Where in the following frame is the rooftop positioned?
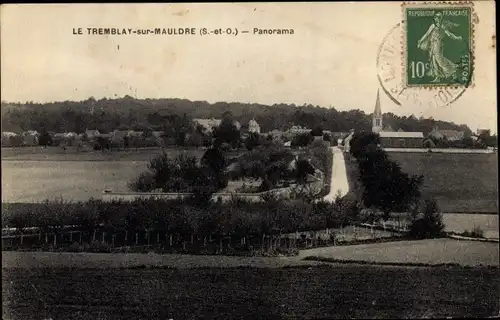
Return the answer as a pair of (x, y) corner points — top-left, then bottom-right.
(379, 131), (424, 138)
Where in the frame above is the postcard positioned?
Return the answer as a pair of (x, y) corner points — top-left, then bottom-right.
(1, 2), (498, 319)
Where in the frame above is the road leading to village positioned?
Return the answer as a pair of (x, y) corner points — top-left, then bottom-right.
(324, 147), (349, 202)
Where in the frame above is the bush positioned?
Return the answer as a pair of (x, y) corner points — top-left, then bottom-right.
(408, 199), (445, 239)
(128, 172), (156, 192)
(462, 226), (484, 238)
(259, 178), (273, 192)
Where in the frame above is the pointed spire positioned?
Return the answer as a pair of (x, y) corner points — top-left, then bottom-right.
(374, 89), (382, 117)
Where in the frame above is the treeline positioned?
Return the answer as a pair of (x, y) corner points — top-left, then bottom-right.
(1, 96), (471, 135)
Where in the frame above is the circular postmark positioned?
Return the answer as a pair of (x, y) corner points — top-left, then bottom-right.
(376, 23), (470, 110)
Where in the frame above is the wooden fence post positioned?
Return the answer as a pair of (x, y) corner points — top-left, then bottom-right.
(136, 232), (139, 245)
(112, 234), (116, 247)
(169, 234), (173, 246)
(20, 234), (24, 245)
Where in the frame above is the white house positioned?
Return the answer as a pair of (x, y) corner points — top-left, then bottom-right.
(248, 119), (261, 134)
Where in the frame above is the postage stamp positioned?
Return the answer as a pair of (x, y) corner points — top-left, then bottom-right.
(403, 2), (474, 87)
(377, 23), (468, 109)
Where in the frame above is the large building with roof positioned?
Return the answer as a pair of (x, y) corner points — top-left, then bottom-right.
(372, 90), (424, 148)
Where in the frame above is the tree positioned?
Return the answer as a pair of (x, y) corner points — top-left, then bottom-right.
(187, 131), (203, 147)
(408, 198), (445, 239)
(350, 132), (423, 221)
(296, 159), (315, 184)
(147, 152), (174, 190)
(322, 132), (332, 142)
(310, 126), (323, 137)
(38, 131), (53, 147)
(291, 133), (314, 147)
(358, 149), (423, 220)
(213, 116), (241, 148)
(201, 147), (227, 174)
(349, 132), (380, 158)
(245, 132), (261, 151)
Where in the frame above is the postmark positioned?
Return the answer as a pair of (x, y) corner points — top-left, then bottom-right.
(403, 2), (474, 87)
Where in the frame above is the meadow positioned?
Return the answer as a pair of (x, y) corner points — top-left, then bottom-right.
(3, 265), (499, 319)
(1, 147), (207, 203)
(388, 152), (499, 213)
(300, 238), (500, 267)
(2, 160), (147, 203)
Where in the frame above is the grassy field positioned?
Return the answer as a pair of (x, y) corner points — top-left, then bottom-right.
(1, 146), (206, 162)
(1, 148), (204, 203)
(2, 160), (148, 203)
(3, 265), (499, 319)
(299, 238), (500, 267)
(387, 152), (498, 213)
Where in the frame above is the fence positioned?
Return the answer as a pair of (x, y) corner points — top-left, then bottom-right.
(101, 180), (324, 203)
(1, 225), (405, 255)
(383, 148), (494, 154)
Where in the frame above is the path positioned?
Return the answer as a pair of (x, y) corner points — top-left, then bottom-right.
(323, 146), (349, 202)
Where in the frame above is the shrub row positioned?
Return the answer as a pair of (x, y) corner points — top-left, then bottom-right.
(2, 196), (360, 240)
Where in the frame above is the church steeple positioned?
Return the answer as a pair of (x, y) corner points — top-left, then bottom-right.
(372, 89), (383, 133)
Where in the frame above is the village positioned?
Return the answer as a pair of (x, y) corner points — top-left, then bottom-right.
(2, 91), (496, 153)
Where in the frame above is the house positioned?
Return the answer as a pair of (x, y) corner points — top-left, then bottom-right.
(2, 132), (20, 147)
(128, 130), (144, 138)
(152, 131), (164, 138)
(248, 119), (261, 134)
(111, 130), (130, 146)
(233, 120), (241, 131)
(267, 130), (285, 141)
(379, 131), (424, 148)
(193, 118), (221, 134)
(21, 130), (39, 146)
(428, 126), (465, 141)
(95, 132), (114, 140)
(372, 90), (424, 148)
(2, 132), (18, 138)
(193, 118), (241, 134)
(285, 125), (311, 139)
(477, 129), (491, 136)
(85, 129), (100, 140)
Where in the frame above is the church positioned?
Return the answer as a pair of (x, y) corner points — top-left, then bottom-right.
(372, 90), (424, 148)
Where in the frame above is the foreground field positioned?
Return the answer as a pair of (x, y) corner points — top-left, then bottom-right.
(387, 152), (498, 213)
(3, 265), (499, 319)
(2, 238), (497, 269)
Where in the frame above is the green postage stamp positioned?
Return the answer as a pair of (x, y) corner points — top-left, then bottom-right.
(403, 2), (474, 87)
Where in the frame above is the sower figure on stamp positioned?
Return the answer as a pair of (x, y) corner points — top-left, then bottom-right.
(417, 12), (463, 83)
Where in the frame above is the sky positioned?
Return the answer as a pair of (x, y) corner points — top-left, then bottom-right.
(1, 2), (497, 133)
